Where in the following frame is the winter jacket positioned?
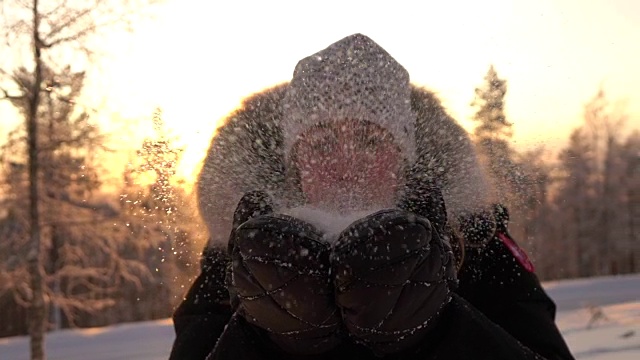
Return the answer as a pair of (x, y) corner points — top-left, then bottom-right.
(168, 82), (574, 359)
(456, 218), (575, 360)
(169, 229), (572, 360)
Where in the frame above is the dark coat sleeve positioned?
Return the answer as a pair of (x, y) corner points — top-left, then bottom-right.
(169, 246), (233, 360)
(455, 232), (575, 360)
(421, 294), (546, 360)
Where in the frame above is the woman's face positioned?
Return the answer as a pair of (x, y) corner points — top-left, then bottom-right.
(293, 119), (404, 212)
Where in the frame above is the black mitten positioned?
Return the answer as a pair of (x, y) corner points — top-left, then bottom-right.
(457, 208), (497, 248)
(226, 191), (275, 310)
(331, 209), (456, 356)
(457, 204), (537, 283)
(229, 191), (275, 252)
(230, 211), (342, 355)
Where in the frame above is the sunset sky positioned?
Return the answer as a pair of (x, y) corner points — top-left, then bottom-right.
(3, 0), (640, 183)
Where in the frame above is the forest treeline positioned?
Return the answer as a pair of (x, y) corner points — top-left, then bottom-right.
(471, 66), (638, 281)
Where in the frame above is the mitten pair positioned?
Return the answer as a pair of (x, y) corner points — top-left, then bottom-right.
(229, 188), (457, 356)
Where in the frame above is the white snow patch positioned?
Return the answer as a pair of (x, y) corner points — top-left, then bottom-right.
(0, 318), (175, 360)
(280, 206), (384, 243)
(545, 273), (640, 312)
(557, 301), (640, 360)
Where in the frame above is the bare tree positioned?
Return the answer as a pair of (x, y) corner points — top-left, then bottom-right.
(0, 1), (157, 358)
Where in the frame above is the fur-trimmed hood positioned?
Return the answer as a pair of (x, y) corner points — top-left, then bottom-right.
(197, 84), (493, 246)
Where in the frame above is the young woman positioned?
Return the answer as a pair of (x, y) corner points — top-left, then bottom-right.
(169, 34), (574, 360)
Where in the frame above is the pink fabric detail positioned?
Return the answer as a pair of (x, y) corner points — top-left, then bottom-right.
(497, 232), (535, 273)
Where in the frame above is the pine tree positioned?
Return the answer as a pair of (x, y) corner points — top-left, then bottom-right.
(471, 65), (517, 202)
(470, 65), (551, 264)
(472, 65), (512, 140)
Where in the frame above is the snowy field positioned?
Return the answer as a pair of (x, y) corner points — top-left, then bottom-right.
(1, 273), (638, 360)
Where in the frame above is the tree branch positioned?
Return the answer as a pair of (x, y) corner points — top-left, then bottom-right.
(41, 6), (95, 46)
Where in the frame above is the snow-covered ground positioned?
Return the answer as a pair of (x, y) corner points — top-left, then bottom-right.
(1, 274), (638, 360)
(0, 319), (175, 360)
(545, 274), (640, 360)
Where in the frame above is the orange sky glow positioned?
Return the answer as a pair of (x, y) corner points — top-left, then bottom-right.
(2, 0), (639, 186)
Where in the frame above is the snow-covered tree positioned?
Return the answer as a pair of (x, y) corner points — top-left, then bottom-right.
(0, 1), (157, 358)
(553, 90), (638, 277)
(0, 66), (152, 337)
